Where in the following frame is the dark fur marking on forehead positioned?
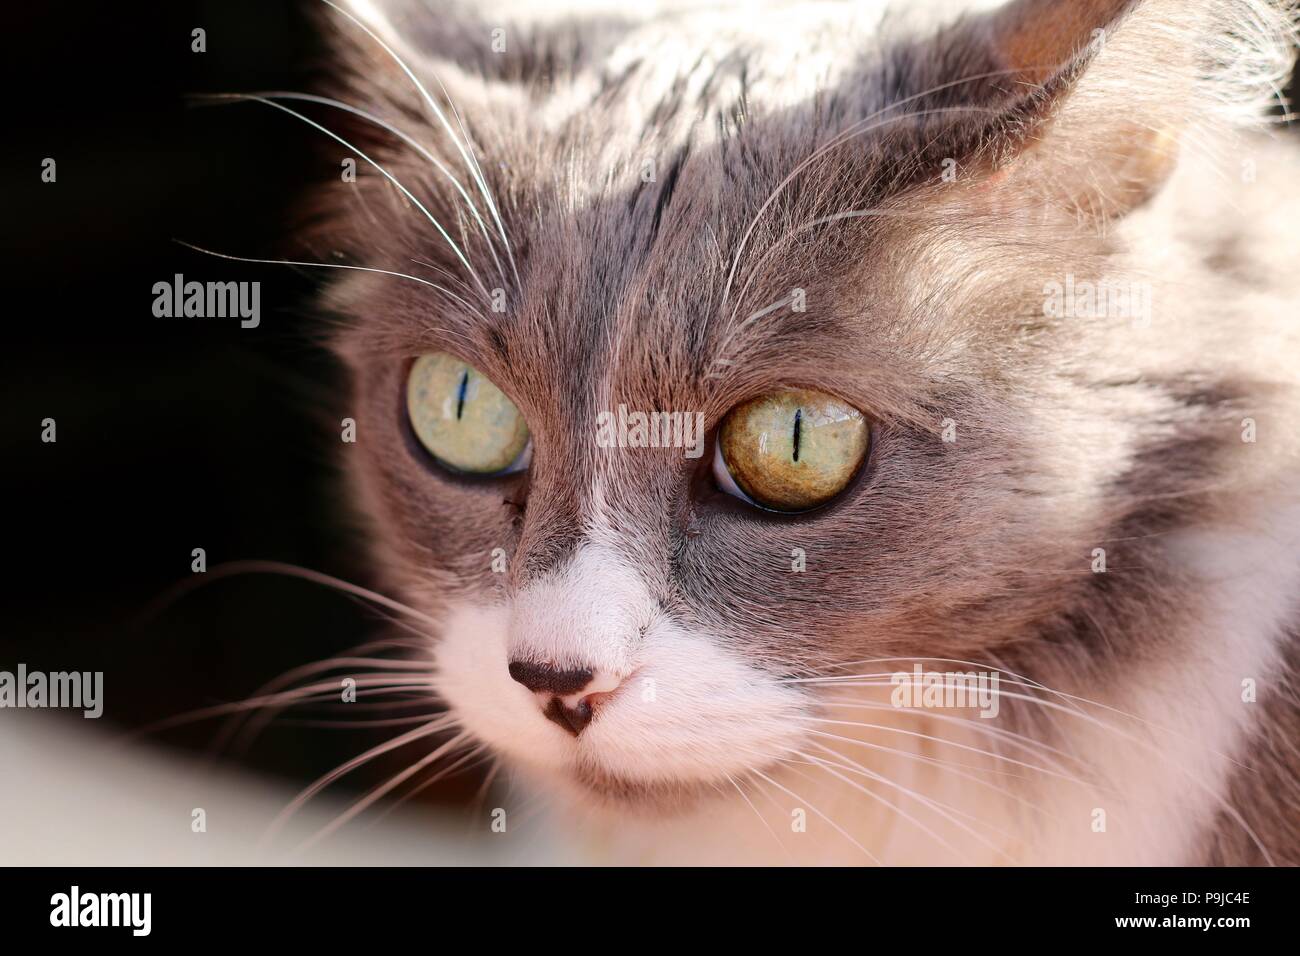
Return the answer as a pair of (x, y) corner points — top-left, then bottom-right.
(485, 324), (509, 363)
(650, 144), (690, 237)
(643, 63), (698, 137)
(592, 58), (644, 107)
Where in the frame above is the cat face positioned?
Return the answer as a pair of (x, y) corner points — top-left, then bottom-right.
(312, 0), (1287, 811)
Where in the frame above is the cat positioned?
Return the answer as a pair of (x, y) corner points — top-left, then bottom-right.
(282, 0), (1300, 864)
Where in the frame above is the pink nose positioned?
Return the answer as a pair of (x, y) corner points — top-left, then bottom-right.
(507, 661), (618, 736)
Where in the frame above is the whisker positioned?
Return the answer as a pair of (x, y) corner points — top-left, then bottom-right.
(790, 746), (986, 863)
(432, 72), (522, 289)
(123, 675), (439, 743)
(803, 741), (1024, 862)
(295, 730), (474, 851)
(252, 91), (509, 288)
(721, 95), (1018, 316)
(805, 720), (1096, 788)
(321, 0), (518, 287)
(803, 719), (1058, 819)
(138, 558), (442, 631)
(172, 241), (484, 323)
(475, 757), (503, 800)
(216, 649), (435, 756)
(370, 744), (494, 824)
(750, 768), (881, 865)
(262, 715), (457, 845)
(276, 714), (448, 729)
(725, 772), (792, 861)
(816, 696), (1084, 774)
(193, 94), (488, 299)
(802, 676), (1275, 862)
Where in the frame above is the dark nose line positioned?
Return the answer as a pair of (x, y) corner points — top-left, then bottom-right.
(507, 660), (593, 696)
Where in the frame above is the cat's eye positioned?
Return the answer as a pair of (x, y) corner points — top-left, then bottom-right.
(406, 353), (531, 475)
(714, 389), (869, 512)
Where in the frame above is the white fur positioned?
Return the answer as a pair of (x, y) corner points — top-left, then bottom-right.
(434, 544), (808, 791)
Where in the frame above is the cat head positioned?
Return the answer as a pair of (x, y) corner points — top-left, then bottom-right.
(303, 0), (1296, 810)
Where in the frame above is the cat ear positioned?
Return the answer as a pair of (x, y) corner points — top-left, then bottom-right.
(936, 0), (1290, 221)
(986, 0), (1137, 87)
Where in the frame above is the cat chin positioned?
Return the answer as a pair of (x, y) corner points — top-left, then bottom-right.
(519, 756), (769, 820)
(553, 766), (721, 815)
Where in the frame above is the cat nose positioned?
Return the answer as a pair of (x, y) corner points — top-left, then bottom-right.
(508, 660), (594, 695)
(507, 661), (620, 736)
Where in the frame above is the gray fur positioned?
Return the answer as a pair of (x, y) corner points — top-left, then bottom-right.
(308, 0), (1300, 863)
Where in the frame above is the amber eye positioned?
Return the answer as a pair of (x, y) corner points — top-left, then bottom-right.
(714, 389), (869, 512)
(406, 353), (531, 475)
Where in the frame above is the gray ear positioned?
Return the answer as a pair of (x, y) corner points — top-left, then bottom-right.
(933, 0), (1295, 220)
(979, 0), (1171, 216)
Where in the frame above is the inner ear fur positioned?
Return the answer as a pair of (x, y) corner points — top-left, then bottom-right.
(946, 0), (1225, 223)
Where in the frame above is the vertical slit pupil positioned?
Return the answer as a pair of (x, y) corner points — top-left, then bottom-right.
(456, 368), (470, 420)
(792, 407), (802, 462)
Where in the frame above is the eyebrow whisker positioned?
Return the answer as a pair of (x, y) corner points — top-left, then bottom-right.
(251, 90), (511, 289)
(321, 0), (520, 289)
(193, 93), (489, 300)
(173, 241), (486, 333)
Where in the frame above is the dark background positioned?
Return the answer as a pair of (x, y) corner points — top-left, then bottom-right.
(2, 0), (464, 798)
(3, 1), (1299, 797)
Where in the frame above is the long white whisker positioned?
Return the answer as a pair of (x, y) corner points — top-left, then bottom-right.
(296, 731), (473, 851)
(215, 652), (433, 756)
(809, 656), (1092, 712)
(787, 752), (971, 862)
(803, 717), (1059, 819)
(816, 697), (1083, 774)
(726, 773), (792, 861)
(372, 744), (494, 823)
(707, 293), (796, 378)
(199, 94), (487, 298)
(807, 692), (1274, 863)
(253, 90), (509, 287)
(228, 670), (439, 758)
(750, 768), (881, 865)
(803, 741), (1022, 862)
(721, 101), (1010, 317)
(278, 714), (447, 729)
(124, 676), (439, 742)
(262, 716), (457, 845)
(321, 0), (517, 287)
(173, 241), (484, 321)
(805, 721), (1096, 788)
(432, 73), (521, 288)
(146, 558), (442, 628)
(790, 746), (982, 863)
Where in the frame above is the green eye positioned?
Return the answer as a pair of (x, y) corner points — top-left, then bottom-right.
(406, 353), (531, 475)
(716, 389), (869, 512)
